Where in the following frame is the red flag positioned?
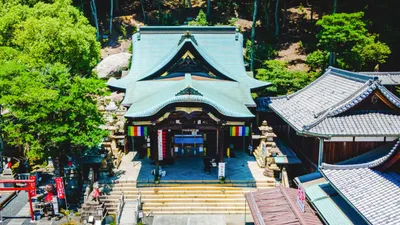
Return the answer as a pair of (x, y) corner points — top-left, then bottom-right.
(55, 177), (65, 199)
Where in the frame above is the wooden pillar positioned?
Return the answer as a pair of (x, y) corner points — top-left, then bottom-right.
(318, 138), (324, 170)
(219, 127), (225, 162)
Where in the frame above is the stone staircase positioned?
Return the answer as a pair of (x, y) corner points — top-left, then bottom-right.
(80, 201), (108, 223)
(99, 179), (275, 215)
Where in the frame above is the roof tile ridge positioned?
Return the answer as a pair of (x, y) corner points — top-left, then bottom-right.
(270, 68), (334, 101)
(321, 140), (400, 170)
(326, 81), (376, 117)
(302, 108), (333, 131)
(376, 84), (400, 108)
(329, 66), (375, 82)
(279, 186), (308, 225)
(303, 79), (375, 130)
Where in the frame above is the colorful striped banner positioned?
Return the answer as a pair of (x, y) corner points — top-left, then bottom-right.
(230, 126), (250, 136)
(127, 126), (148, 136)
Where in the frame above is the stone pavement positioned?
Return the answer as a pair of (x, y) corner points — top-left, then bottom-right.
(136, 151), (269, 182)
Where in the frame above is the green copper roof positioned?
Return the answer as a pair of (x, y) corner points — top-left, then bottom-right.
(109, 26), (269, 119)
(124, 73), (254, 118)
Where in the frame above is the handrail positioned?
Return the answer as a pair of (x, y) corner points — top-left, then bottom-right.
(116, 192), (125, 225)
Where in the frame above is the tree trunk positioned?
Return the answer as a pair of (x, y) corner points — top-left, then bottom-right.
(333, 0), (337, 13)
(264, 0), (270, 33)
(250, 0), (258, 72)
(110, 0), (113, 37)
(283, 0), (286, 28)
(158, 0), (163, 24)
(274, 0), (279, 38)
(90, 0), (100, 41)
(207, 0), (211, 19)
(188, 0), (192, 8)
(140, 0), (147, 23)
(114, 0), (119, 12)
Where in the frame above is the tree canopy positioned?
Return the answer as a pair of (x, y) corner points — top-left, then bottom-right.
(0, 0), (106, 160)
(0, 0), (100, 75)
(307, 12), (391, 71)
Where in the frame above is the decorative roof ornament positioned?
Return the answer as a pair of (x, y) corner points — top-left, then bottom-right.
(178, 30), (198, 46)
(175, 86), (203, 96)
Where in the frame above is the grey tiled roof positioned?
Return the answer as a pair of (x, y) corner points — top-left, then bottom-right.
(269, 67), (400, 137)
(361, 72), (400, 85)
(108, 26), (269, 119)
(309, 112), (400, 136)
(321, 141), (400, 225)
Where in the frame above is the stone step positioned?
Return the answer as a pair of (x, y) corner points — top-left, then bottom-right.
(142, 202), (247, 207)
(103, 197), (246, 204)
(102, 190), (250, 195)
(142, 206), (249, 211)
(141, 210), (248, 215)
(102, 186), (253, 191)
(101, 194), (245, 199)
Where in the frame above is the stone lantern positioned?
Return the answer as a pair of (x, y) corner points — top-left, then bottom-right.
(253, 121), (277, 168)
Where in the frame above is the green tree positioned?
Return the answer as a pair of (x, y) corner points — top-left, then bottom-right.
(188, 9), (208, 26)
(250, 0), (258, 72)
(307, 12), (391, 70)
(0, 53), (107, 159)
(0, 0), (100, 75)
(256, 60), (316, 96)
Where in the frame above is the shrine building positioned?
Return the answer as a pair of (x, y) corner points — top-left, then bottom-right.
(107, 26), (269, 165)
(257, 67), (400, 170)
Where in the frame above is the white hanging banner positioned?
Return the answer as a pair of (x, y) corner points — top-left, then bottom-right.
(218, 162), (226, 178)
(157, 130), (163, 161)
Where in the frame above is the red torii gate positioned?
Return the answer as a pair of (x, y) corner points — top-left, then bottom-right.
(0, 179), (36, 221)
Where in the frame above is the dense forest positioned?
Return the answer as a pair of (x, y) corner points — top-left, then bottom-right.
(73, 0), (399, 95)
(0, 0), (399, 160)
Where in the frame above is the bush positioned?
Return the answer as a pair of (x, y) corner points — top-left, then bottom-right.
(306, 50), (329, 71)
(245, 40), (277, 68)
(188, 10), (208, 26)
(256, 60), (318, 96)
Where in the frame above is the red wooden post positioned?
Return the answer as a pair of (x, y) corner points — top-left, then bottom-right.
(27, 189), (34, 221)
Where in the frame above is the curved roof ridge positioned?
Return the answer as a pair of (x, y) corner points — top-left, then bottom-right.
(326, 82), (376, 117)
(139, 26), (237, 34)
(327, 82), (400, 117)
(376, 84), (400, 108)
(329, 66), (376, 82)
(269, 68), (334, 101)
(126, 95), (253, 118)
(138, 39), (237, 82)
(321, 140), (400, 170)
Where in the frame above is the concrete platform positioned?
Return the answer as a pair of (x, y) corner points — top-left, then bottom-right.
(152, 215), (226, 225)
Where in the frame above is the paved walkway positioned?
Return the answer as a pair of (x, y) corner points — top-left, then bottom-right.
(112, 150), (269, 183)
(119, 200), (138, 225)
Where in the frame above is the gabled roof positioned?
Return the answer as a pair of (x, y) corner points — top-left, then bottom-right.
(269, 67), (400, 137)
(108, 26), (270, 119)
(361, 72), (400, 86)
(321, 140), (400, 225)
(108, 26), (268, 90)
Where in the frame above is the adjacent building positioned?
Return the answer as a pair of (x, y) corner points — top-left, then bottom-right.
(258, 67), (400, 168)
